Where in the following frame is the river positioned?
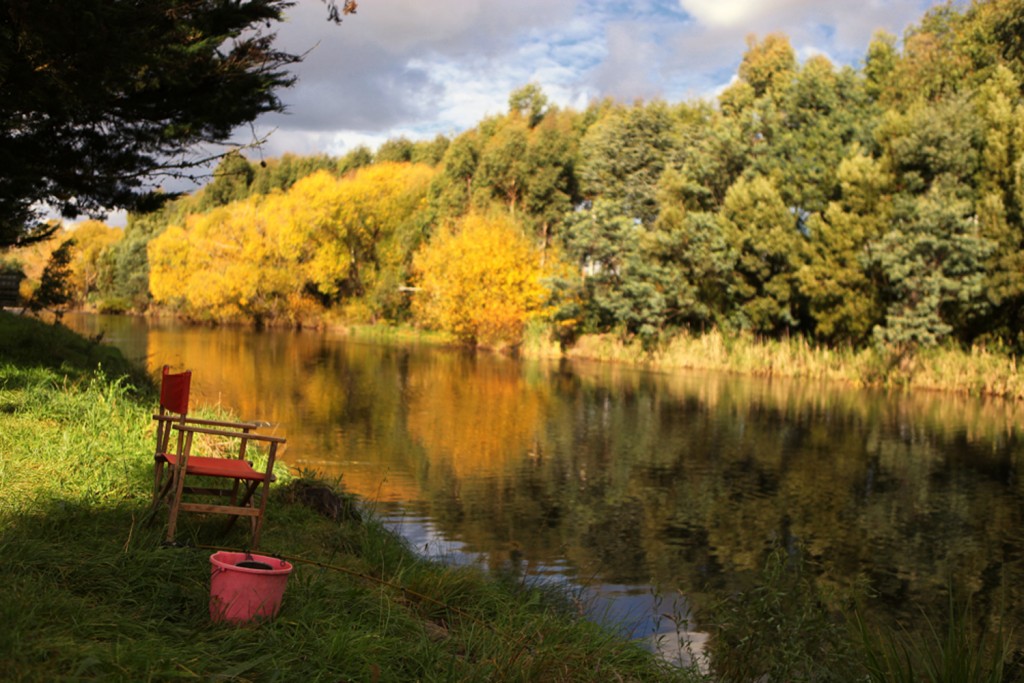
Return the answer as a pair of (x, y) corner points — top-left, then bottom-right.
(65, 312), (1024, 659)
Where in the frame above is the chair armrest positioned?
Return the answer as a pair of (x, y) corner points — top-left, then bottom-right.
(154, 414), (263, 430)
(171, 423), (287, 444)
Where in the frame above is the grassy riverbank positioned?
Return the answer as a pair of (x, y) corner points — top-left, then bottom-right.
(0, 312), (693, 682)
(333, 316), (1024, 400)
(520, 326), (1024, 401)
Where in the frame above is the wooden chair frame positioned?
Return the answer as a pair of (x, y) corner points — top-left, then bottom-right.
(149, 366), (285, 548)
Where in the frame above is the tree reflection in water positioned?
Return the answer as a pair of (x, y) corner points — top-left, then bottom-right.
(66, 312), (1024, 652)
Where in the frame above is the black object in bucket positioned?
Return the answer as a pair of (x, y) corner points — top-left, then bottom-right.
(236, 559), (274, 570)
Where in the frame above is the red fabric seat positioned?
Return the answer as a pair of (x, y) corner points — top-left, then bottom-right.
(160, 453), (272, 481)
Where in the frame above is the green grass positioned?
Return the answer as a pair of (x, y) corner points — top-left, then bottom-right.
(698, 545), (1019, 683)
(0, 311), (694, 682)
(702, 548), (856, 683)
(0, 311), (146, 387)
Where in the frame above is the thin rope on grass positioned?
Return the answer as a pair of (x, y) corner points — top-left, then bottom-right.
(198, 542), (549, 670)
(197, 543), (509, 637)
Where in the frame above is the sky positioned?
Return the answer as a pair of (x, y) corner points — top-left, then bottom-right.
(241, 0), (969, 161)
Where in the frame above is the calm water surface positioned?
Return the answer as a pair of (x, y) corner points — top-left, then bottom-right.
(66, 313), (1024, 651)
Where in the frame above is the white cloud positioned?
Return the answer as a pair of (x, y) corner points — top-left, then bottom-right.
(677, 0), (801, 28)
(238, 0), (968, 159)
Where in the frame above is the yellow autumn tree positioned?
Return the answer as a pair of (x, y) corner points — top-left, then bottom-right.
(148, 161), (436, 325)
(258, 162), (434, 321)
(149, 199), (299, 324)
(271, 169), (347, 297)
(8, 219), (123, 308)
(66, 220), (122, 305)
(279, 163), (434, 315)
(147, 224), (191, 309)
(411, 213), (551, 347)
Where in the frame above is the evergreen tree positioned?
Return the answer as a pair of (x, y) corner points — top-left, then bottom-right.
(562, 199), (668, 343)
(508, 83), (551, 128)
(0, 0), (352, 248)
(410, 136), (450, 166)
(661, 101), (750, 218)
(576, 102), (679, 225)
(799, 151), (890, 344)
(198, 152), (256, 211)
(376, 138), (416, 164)
(869, 185), (995, 352)
(738, 33), (797, 98)
(25, 239), (75, 321)
(651, 168), (735, 329)
(720, 176), (805, 335)
(427, 131), (481, 223)
(337, 146), (375, 176)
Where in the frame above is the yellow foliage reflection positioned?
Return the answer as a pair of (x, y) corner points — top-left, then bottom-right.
(405, 355), (549, 481)
(65, 312), (1024, 639)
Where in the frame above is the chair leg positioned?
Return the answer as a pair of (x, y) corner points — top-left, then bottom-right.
(229, 478), (241, 506)
(165, 465), (188, 544)
(224, 479), (248, 538)
(151, 461), (165, 507)
(222, 479), (256, 535)
(221, 479), (267, 549)
(251, 477), (273, 549)
(146, 475), (175, 526)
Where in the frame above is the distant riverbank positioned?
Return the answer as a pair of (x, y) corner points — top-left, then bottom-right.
(342, 321), (1024, 401)
(87, 304), (1021, 401)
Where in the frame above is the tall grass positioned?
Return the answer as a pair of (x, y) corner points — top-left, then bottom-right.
(909, 345), (1024, 400)
(561, 330), (866, 383)
(699, 546), (1019, 683)
(702, 547), (857, 682)
(556, 328), (1024, 400)
(856, 592), (1013, 683)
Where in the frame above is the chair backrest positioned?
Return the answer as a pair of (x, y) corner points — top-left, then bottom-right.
(160, 365), (191, 416)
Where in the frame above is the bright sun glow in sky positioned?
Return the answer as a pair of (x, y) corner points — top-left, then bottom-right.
(242, 0), (965, 160)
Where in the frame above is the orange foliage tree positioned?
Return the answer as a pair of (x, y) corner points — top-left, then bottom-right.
(5, 220), (122, 307)
(411, 213), (556, 347)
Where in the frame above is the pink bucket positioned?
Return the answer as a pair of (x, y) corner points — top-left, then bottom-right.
(209, 551), (293, 624)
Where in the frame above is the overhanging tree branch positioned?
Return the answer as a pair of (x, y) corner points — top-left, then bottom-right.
(0, 0), (351, 248)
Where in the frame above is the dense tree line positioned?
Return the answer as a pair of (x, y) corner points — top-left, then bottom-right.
(10, 0), (1024, 355)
